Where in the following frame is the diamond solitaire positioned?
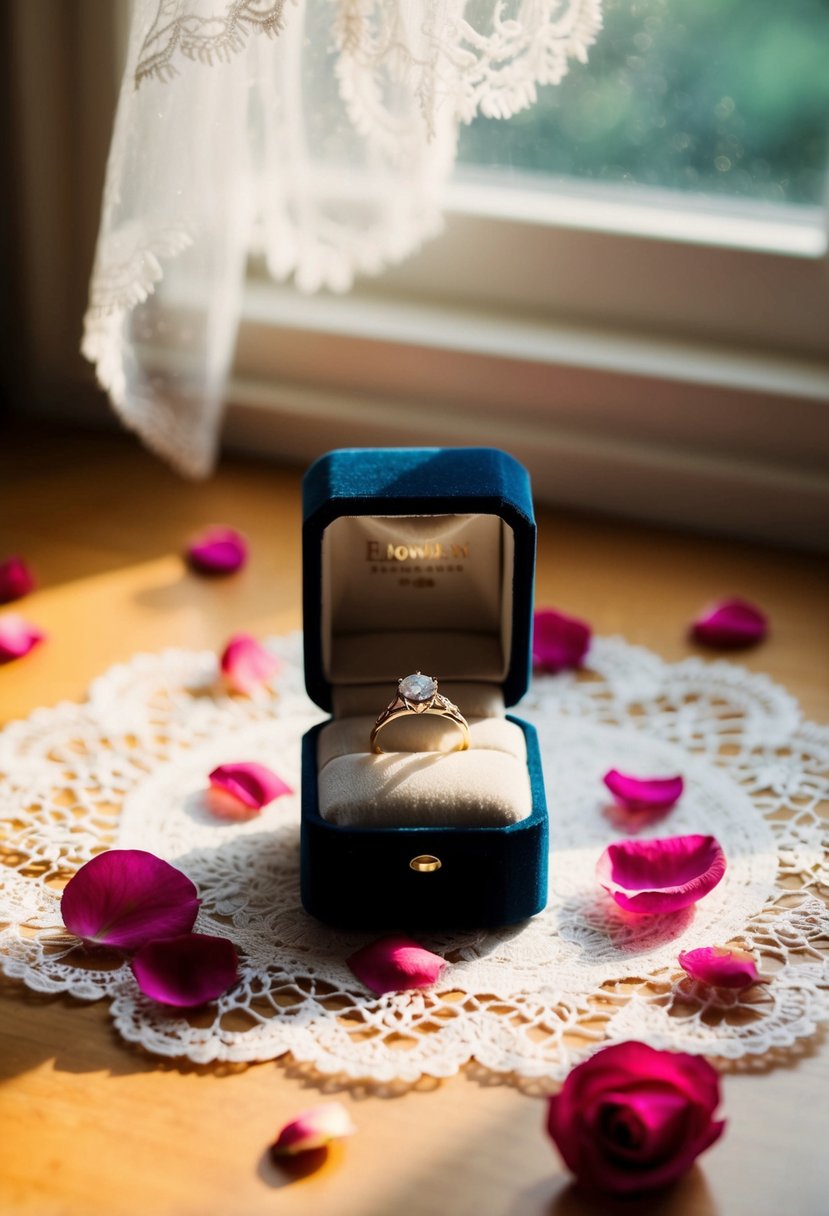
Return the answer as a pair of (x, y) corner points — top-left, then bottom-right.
(398, 673), (438, 709)
(370, 673), (470, 753)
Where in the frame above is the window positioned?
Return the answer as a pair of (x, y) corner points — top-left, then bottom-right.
(12, 1), (828, 548)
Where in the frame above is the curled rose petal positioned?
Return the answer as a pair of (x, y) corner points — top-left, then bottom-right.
(208, 762), (293, 816)
(220, 633), (280, 695)
(679, 946), (765, 989)
(61, 849), (199, 949)
(347, 934), (446, 996)
(186, 526), (247, 575)
(691, 597), (767, 649)
(271, 1103), (356, 1158)
(0, 556), (36, 603)
(0, 614), (46, 664)
(604, 770), (684, 812)
(547, 1040), (725, 1195)
(532, 608), (591, 674)
(131, 932), (239, 1007)
(597, 834), (726, 915)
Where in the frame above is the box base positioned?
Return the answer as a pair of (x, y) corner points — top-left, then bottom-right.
(300, 715), (548, 931)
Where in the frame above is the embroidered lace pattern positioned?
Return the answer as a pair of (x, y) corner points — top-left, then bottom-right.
(1, 635), (826, 1084)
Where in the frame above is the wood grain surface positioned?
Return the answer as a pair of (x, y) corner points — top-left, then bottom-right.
(1, 425), (827, 1216)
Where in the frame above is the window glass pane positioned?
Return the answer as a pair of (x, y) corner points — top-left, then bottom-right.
(457, 0), (829, 206)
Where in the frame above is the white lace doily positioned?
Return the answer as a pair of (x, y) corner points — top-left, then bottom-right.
(1, 635), (827, 1084)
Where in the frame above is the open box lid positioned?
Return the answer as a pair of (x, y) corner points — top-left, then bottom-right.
(302, 448), (536, 712)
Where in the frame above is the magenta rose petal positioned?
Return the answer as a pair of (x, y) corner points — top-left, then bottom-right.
(532, 607), (591, 673)
(186, 526), (248, 575)
(679, 946), (765, 989)
(0, 556), (36, 603)
(132, 932), (239, 1007)
(208, 762), (293, 816)
(691, 597), (767, 649)
(220, 633), (280, 695)
(547, 1040), (725, 1195)
(347, 934), (446, 996)
(0, 614), (46, 663)
(61, 849), (199, 949)
(596, 834), (727, 915)
(604, 770), (684, 812)
(270, 1103), (356, 1158)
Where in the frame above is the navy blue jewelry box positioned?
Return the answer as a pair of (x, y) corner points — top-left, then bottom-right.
(300, 447), (549, 930)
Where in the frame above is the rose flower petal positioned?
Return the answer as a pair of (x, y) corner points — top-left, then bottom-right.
(604, 770), (684, 812)
(679, 946), (765, 989)
(186, 526), (248, 575)
(0, 613), (46, 664)
(271, 1103), (356, 1158)
(61, 849), (199, 949)
(208, 762), (293, 819)
(597, 834), (726, 915)
(532, 608), (591, 674)
(132, 932), (239, 1007)
(0, 556), (36, 603)
(220, 633), (280, 695)
(347, 934), (446, 996)
(547, 1040), (725, 1195)
(691, 597), (767, 649)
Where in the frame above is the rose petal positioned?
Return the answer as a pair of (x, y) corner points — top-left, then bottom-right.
(131, 932), (239, 1007)
(347, 934), (446, 996)
(597, 834), (726, 915)
(219, 633), (280, 695)
(270, 1103), (356, 1157)
(61, 849), (199, 949)
(691, 597), (767, 649)
(0, 613), (46, 663)
(208, 762), (293, 814)
(678, 946), (764, 989)
(186, 526), (248, 575)
(532, 608), (591, 673)
(603, 770), (684, 812)
(0, 556), (36, 603)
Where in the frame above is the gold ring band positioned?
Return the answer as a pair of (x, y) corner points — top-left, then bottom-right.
(370, 673), (470, 755)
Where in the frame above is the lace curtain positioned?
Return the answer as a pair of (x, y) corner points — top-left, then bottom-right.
(82, 0), (602, 476)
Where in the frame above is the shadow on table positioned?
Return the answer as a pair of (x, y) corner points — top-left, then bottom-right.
(515, 1170), (719, 1216)
(0, 974), (249, 1081)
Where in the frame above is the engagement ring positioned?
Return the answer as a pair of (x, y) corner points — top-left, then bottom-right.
(370, 673), (470, 754)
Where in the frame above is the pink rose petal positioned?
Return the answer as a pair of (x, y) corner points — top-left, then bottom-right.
(0, 556), (36, 603)
(691, 597), (767, 649)
(679, 946), (765, 989)
(533, 608), (591, 673)
(208, 762), (293, 816)
(271, 1103), (356, 1158)
(61, 849), (199, 949)
(220, 633), (280, 695)
(0, 613), (46, 663)
(186, 526), (248, 575)
(597, 834), (727, 915)
(347, 934), (446, 996)
(604, 770), (684, 812)
(132, 932), (239, 1007)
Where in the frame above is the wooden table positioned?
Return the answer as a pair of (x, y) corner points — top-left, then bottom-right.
(1, 426), (827, 1216)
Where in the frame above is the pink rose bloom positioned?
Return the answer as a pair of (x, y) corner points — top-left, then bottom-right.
(547, 1041), (725, 1195)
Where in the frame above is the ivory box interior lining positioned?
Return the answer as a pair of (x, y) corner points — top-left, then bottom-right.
(318, 513), (528, 828)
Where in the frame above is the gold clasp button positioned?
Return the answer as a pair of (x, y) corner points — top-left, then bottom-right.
(409, 854), (442, 873)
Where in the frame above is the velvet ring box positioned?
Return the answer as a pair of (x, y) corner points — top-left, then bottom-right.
(300, 447), (549, 930)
